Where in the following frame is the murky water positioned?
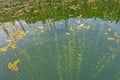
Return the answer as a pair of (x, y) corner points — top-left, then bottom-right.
(0, 17), (120, 80)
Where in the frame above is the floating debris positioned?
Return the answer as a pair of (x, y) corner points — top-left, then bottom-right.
(76, 24), (90, 30)
(69, 26), (74, 31)
(85, 26), (90, 30)
(8, 59), (20, 72)
(0, 42), (16, 53)
(40, 29), (44, 33)
(0, 47), (8, 53)
(114, 31), (119, 37)
(77, 25), (82, 30)
(10, 44), (16, 49)
(107, 28), (112, 32)
(104, 32), (108, 35)
(65, 32), (70, 35)
(107, 37), (115, 41)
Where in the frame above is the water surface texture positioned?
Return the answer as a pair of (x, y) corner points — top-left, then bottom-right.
(0, 0), (120, 80)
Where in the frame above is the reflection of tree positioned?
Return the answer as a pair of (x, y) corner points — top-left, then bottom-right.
(0, 0), (119, 23)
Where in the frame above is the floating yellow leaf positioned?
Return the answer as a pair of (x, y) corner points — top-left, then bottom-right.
(32, 28), (38, 32)
(85, 26), (90, 30)
(7, 42), (12, 48)
(8, 63), (18, 71)
(8, 59), (20, 72)
(65, 32), (70, 35)
(77, 25), (82, 30)
(13, 59), (20, 65)
(114, 31), (119, 37)
(107, 37), (115, 41)
(69, 26), (74, 31)
(9, 32), (16, 37)
(108, 28), (112, 32)
(9, 31), (26, 41)
(10, 44), (16, 49)
(104, 32), (108, 35)
(0, 47), (8, 53)
(5, 39), (12, 43)
(40, 29), (44, 33)
(17, 31), (26, 39)
(6, 42), (16, 49)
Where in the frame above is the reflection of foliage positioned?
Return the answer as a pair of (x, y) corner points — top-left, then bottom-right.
(0, 0), (119, 23)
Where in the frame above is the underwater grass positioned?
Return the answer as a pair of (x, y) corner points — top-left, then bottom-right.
(56, 21), (92, 80)
(0, 18), (120, 80)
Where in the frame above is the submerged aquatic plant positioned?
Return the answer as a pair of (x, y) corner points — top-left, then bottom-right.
(56, 27), (85, 80)
(91, 53), (112, 79)
(0, 16), (120, 80)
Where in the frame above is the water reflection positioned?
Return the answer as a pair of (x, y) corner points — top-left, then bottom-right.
(0, 18), (120, 80)
(0, 0), (119, 23)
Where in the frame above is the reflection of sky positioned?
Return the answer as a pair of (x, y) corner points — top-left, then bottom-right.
(0, 18), (120, 46)
(0, 29), (7, 46)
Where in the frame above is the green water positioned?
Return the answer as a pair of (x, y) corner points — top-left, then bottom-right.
(0, 18), (120, 80)
(0, 0), (120, 80)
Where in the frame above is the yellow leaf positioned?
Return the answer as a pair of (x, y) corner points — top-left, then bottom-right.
(77, 25), (82, 30)
(8, 59), (20, 72)
(10, 44), (16, 49)
(65, 32), (70, 35)
(69, 26), (74, 31)
(40, 29), (44, 33)
(17, 31), (26, 39)
(7, 43), (12, 48)
(13, 59), (20, 65)
(85, 26), (90, 30)
(32, 28), (38, 32)
(0, 47), (8, 53)
(108, 28), (112, 32)
(114, 31), (119, 37)
(105, 32), (108, 35)
(8, 63), (12, 69)
(107, 37), (115, 41)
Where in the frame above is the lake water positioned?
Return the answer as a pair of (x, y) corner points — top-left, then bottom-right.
(0, 0), (120, 80)
(0, 17), (120, 80)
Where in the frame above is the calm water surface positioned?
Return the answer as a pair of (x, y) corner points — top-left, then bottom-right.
(0, 1), (120, 80)
(0, 17), (120, 80)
